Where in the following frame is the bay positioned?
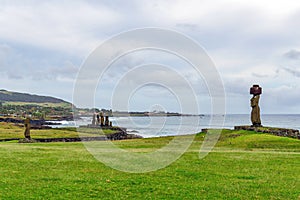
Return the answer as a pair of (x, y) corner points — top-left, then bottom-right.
(50, 114), (300, 138)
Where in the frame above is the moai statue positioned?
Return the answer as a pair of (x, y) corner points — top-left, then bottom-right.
(96, 114), (100, 125)
(250, 84), (262, 127)
(24, 117), (31, 140)
(92, 113), (96, 126)
(100, 112), (104, 126)
(105, 115), (109, 126)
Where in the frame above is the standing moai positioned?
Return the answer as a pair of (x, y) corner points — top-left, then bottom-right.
(250, 84), (262, 127)
(96, 114), (100, 125)
(92, 113), (96, 126)
(100, 112), (104, 126)
(24, 116), (31, 140)
(105, 115), (109, 126)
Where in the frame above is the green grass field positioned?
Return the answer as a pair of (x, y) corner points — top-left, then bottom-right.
(0, 123), (117, 139)
(0, 125), (299, 199)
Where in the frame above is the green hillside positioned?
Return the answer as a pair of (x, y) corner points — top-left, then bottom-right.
(0, 89), (71, 106)
(0, 89), (73, 118)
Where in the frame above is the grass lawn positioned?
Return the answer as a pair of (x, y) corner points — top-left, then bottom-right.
(0, 127), (299, 199)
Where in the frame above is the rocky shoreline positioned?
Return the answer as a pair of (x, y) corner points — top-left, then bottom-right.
(234, 125), (300, 140)
(0, 117), (67, 129)
(0, 117), (62, 125)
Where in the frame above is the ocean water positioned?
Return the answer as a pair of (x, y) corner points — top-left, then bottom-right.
(51, 114), (300, 138)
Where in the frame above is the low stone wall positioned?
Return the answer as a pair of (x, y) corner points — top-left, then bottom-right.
(0, 138), (20, 142)
(0, 131), (142, 143)
(16, 131), (142, 143)
(234, 125), (300, 140)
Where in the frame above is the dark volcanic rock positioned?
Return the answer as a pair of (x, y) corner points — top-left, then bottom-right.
(234, 125), (300, 140)
(17, 131), (143, 143)
(0, 117), (60, 127)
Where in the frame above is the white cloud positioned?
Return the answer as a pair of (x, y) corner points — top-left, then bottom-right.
(0, 1), (121, 55)
(1, 0), (300, 113)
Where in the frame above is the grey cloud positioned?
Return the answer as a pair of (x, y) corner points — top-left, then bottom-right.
(0, 44), (12, 57)
(176, 23), (198, 31)
(50, 61), (79, 79)
(30, 61), (79, 81)
(284, 50), (300, 60)
(7, 71), (23, 80)
(31, 71), (55, 81)
(282, 67), (300, 78)
(267, 85), (300, 108)
(252, 73), (269, 78)
(0, 44), (24, 79)
(265, 68), (286, 79)
(224, 78), (250, 95)
(0, 44), (13, 69)
(98, 55), (146, 85)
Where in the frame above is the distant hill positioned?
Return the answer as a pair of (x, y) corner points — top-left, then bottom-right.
(0, 89), (72, 107)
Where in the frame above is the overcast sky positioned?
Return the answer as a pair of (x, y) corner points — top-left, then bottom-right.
(1, 0), (300, 114)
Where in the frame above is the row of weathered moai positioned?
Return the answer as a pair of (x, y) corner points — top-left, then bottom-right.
(250, 84), (262, 127)
(92, 112), (112, 127)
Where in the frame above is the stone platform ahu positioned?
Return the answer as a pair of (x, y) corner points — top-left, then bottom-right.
(234, 126), (300, 140)
(243, 84), (300, 140)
